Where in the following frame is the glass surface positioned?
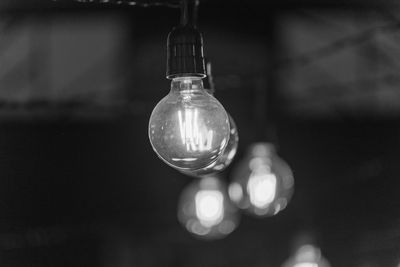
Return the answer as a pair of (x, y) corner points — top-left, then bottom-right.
(177, 175), (240, 240)
(149, 77), (230, 171)
(229, 142), (294, 217)
(182, 114), (239, 177)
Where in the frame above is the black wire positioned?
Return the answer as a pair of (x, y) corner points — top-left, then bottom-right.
(180, 0), (199, 26)
(52, 0), (181, 8)
(205, 62), (215, 94)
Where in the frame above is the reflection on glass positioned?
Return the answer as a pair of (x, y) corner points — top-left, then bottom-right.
(178, 175), (240, 240)
(282, 244), (330, 267)
(149, 77), (230, 171)
(182, 114), (239, 177)
(229, 142), (294, 217)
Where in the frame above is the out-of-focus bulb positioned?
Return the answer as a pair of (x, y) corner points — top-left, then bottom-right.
(149, 77), (230, 171)
(182, 114), (239, 177)
(178, 175), (239, 240)
(282, 244), (331, 267)
(228, 142), (294, 217)
(195, 189), (224, 227)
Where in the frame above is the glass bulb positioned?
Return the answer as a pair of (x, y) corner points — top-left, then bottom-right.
(149, 77), (230, 171)
(282, 244), (331, 267)
(182, 114), (239, 177)
(177, 175), (240, 240)
(228, 142), (294, 217)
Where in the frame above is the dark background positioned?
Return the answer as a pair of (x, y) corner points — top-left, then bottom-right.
(0, 0), (399, 266)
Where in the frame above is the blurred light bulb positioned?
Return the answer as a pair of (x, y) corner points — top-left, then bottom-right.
(282, 244), (330, 267)
(248, 171), (277, 208)
(229, 142), (294, 217)
(195, 190), (224, 227)
(178, 175), (239, 240)
(149, 77), (230, 171)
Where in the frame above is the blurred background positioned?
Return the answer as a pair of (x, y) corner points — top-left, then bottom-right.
(0, 0), (399, 266)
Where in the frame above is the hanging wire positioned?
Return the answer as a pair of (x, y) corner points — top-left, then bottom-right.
(52, 0), (181, 8)
(180, 0), (199, 26)
(51, 0), (400, 71)
(204, 62), (215, 94)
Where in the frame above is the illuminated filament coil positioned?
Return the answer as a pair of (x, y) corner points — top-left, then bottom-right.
(178, 109), (214, 152)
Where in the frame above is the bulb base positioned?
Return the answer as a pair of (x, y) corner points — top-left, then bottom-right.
(166, 25), (206, 79)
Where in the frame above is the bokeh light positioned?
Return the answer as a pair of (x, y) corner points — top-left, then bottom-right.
(229, 142), (294, 217)
(178, 175), (240, 240)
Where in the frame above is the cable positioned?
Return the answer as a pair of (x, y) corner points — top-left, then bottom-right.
(204, 62), (215, 94)
(180, 0), (199, 26)
(52, 0), (181, 8)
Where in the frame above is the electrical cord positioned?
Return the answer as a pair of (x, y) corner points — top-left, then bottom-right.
(180, 0), (199, 26)
(53, 0), (400, 72)
(52, 0), (180, 8)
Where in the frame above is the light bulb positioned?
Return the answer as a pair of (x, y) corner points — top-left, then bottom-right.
(177, 175), (239, 240)
(149, 77), (230, 171)
(228, 142), (294, 217)
(282, 244), (331, 267)
(182, 113), (239, 177)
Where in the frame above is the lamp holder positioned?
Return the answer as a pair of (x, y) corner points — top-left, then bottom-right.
(166, 0), (206, 79)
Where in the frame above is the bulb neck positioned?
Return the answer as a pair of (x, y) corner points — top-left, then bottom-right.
(199, 175), (221, 189)
(171, 77), (205, 93)
(249, 142), (276, 158)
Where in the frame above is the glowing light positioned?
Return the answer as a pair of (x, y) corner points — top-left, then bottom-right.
(177, 176), (240, 240)
(229, 143), (294, 217)
(195, 190), (224, 227)
(178, 109), (214, 152)
(247, 171), (277, 208)
(181, 114), (238, 177)
(149, 77), (230, 171)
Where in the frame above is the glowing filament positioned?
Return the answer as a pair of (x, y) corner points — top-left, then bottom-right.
(195, 190), (224, 227)
(178, 109), (214, 152)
